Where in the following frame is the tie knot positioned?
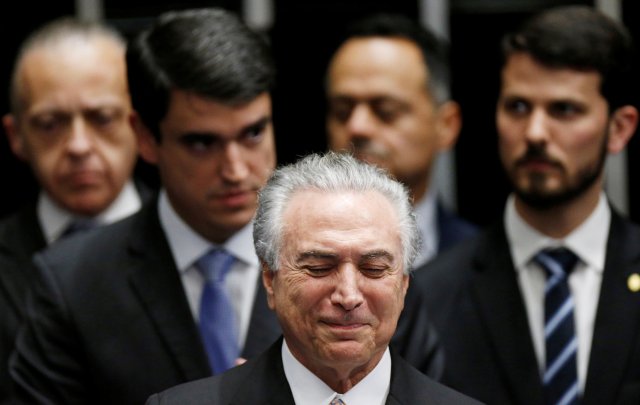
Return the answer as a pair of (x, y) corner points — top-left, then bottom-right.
(330, 396), (346, 405)
(197, 248), (235, 282)
(534, 247), (579, 277)
(60, 218), (97, 239)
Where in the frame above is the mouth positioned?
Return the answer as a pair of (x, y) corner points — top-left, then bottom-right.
(214, 189), (255, 208)
(321, 316), (369, 332)
(65, 171), (102, 187)
(516, 157), (560, 173)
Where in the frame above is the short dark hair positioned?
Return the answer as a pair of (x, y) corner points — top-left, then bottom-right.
(501, 5), (636, 112)
(336, 13), (451, 104)
(126, 8), (276, 140)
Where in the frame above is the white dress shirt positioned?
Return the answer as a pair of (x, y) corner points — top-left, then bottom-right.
(412, 187), (439, 268)
(282, 339), (391, 405)
(158, 190), (260, 349)
(505, 192), (609, 392)
(38, 180), (142, 244)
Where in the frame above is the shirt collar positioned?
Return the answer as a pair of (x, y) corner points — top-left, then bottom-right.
(158, 190), (257, 273)
(412, 186), (438, 267)
(282, 339), (391, 405)
(505, 192), (609, 272)
(38, 180), (142, 244)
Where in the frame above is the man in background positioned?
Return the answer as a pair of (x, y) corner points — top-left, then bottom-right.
(326, 13), (477, 269)
(9, 8), (280, 404)
(410, 6), (640, 404)
(0, 17), (147, 401)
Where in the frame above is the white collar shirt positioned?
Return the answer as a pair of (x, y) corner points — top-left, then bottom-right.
(412, 186), (438, 268)
(505, 192), (609, 392)
(282, 339), (391, 405)
(38, 180), (142, 244)
(158, 190), (259, 348)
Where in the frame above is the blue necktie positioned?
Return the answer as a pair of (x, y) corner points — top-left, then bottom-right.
(197, 248), (239, 374)
(534, 248), (580, 405)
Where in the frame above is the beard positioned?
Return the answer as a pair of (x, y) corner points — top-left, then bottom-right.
(509, 135), (608, 211)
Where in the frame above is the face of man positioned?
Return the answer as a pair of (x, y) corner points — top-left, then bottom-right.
(497, 53), (612, 209)
(138, 90), (276, 244)
(326, 37), (458, 201)
(263, 189), (408, 382)
(4, 37), (137, 216)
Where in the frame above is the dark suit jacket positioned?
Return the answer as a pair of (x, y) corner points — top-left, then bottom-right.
(410, 210), (640, 405)
(436, 203), (478, 254)
(0, 251), (30, 404)
(387, 203), (477, 380)
(146, 338), (484, 405)
(0, 182), (154, 403)
(9, 200), (281, 405)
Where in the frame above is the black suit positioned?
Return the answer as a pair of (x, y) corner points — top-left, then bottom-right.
(10, 201), (281, 405)
(387, 203), (477, 379)
(10, 197), (446, 404)
(435, 203), (478, 254)
(0, 251), (31, 403)
(410, 210), (640, 405)
(0, 183), (153, 403)
(146, 338), (484, 405)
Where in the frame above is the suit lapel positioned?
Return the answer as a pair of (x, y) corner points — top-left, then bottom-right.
(583, 213), (640, 405)
(471, 225), (543, 405)
(0, 204), (46, 317)
(241, 273), (281, 359)
(126, 203), (211, 381)
(231, 338), (295, 405)
(0, 203), (47, 260)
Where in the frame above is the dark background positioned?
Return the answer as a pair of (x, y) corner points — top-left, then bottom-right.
(1, 0), (637, 227)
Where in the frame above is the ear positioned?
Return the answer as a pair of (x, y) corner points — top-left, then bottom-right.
(607, 105), (638, 154)
(434, 100), (462, 151)
(261, 262), (276, 310)
(2, 114), (28, 161)
(130, 112), (159, 165)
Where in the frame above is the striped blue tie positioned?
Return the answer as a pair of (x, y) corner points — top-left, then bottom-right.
(534, 248), (580, 405)
(197, 248), (239, 374)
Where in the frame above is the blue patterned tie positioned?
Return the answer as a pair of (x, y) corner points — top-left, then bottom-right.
(197, 248), (239, 374)
(534, 248), (580, 405)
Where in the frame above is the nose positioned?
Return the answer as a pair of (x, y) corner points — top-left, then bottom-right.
(345, 104), (377, 141)
(524, 109), (550, 144)
(219, 141), (249, 183)
(66, 117), (93, 156)
(331, 265), (364, 311)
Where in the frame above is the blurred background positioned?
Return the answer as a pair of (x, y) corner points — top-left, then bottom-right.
(1, 0), (638, 227)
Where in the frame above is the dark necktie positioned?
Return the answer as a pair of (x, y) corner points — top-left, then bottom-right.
(533, 248), (580, 405)
(59, 219), (97, 239)
(196, 248), (239, 374)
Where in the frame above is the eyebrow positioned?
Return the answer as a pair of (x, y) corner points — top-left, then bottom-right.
(178, 115), (272, 140)
(239, 116), (271, 136)
(295, 250), (395, 263)
(296, 251), (337, 263)
(359, 250), (394, 263)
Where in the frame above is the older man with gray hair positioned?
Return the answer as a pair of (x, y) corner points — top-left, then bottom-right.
(147, 151), (482, 404)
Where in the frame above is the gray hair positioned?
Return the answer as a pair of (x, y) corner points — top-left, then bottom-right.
(9, 17), (126, 117)
(253, 151), (420, 274)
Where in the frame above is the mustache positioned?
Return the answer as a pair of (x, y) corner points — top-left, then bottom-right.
(349, 139), (389, 160)
(514, 144), (562, 168)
